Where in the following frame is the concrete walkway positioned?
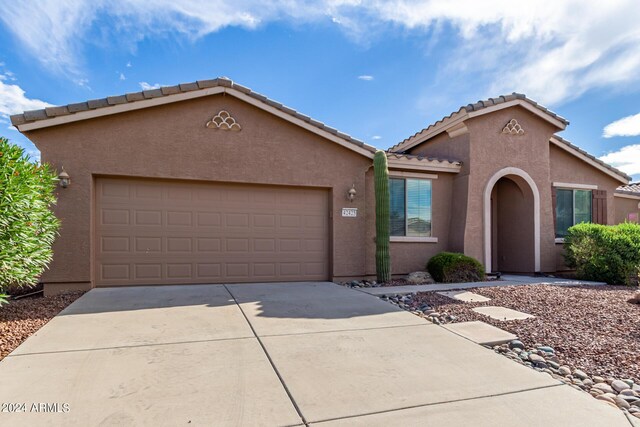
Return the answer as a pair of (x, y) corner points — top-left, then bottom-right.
(360, 274), (607, 296)
(0, 282), (630, 426)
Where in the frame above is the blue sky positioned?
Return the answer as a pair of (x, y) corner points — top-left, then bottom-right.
(0, 1), (639, 181)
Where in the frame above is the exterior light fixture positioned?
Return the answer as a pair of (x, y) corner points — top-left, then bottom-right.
(58, 167), (70, 188)
(347, 184), (357, 202)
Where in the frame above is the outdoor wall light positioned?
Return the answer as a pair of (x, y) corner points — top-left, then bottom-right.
(58, 167), (70, 188)
(347, 184), (357, 202)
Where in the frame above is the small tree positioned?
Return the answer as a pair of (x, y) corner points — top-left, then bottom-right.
(0, 137), (60, 304)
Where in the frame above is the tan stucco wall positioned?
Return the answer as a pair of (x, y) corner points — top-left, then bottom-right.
(362, 170), (454, 277)
(27, 94), (384, 290)
(614, 196), (640, 223)
(549, 144), (625, 269)
(405, 105), (629, 273)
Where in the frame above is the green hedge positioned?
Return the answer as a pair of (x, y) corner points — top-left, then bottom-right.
(427, 252), (486, 283)
(564, 222), (640, 286)
(0, 137), (60, 304)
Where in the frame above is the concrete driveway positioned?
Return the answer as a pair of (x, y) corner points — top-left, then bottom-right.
(0, 282), (633, 426)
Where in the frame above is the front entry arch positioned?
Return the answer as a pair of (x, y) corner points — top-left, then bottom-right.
(483, 167), (540, 273)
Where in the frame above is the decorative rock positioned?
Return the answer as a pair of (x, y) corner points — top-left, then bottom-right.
(508, 340), (525, 350)
(573, 369), (589, 380)
(620, 389), (639, 397)
(593, 376), (606, 384)
(614, 396), (631, 410)
(612, 379), (631, 393)
(623, 379), (635, 388)
(582, 378), (593, 387)
(558, 366), (572, 376)
(630, 407), (640, 414)
(406, 271), (435, 285)
(627, 291), (640, 304)
(537, 346), (555, 354)
(547, 361), (560, 370)
(592, 383), (615, 394)
(590, 388), (604, 396)
(529, 354), (545, 364)
(595, 394), (616, 405)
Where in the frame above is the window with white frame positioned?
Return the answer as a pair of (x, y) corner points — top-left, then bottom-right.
(389, 178), (432, 237)
(555, 189), (592, 238)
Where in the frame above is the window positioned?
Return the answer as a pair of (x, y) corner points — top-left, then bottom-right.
(390, 178), (432, 237)
(556, 189), (591, 238)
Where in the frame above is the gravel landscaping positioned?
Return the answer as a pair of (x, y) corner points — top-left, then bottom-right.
(379, 284), (640, 417)
(0, 292), (84, 361)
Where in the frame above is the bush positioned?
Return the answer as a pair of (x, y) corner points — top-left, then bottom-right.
(564, 222), (640, 286)
(427, 252), (486, 283)
(0, 137), (60, 304)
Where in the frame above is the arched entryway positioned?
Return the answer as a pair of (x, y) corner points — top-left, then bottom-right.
(483, 167), (540, 273)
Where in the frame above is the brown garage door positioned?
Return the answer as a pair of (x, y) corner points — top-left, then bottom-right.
(95, 178), (330, 285)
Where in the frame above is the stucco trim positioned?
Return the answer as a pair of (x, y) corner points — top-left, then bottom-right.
(552, 182), (598, 190)
(555, 238), (565, 244)
(550, 136), (629, 184)
(390, 236), (438, 243)
(483, 167), (541, 273)
(614, 192), (640, 200)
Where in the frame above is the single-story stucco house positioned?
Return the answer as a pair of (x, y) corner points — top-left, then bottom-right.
(10, 77), (640, 295)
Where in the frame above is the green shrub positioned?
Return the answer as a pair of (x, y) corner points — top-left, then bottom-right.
(564, 222), (640, 286)
(427, 252), (486, 283)
(0, 137), (60, 304)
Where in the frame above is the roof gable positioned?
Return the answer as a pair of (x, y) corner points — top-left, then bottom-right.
(11, 77), (378, 158)
(389, 93), (569, 153)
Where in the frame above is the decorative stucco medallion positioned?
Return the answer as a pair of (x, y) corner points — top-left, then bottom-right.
(502, 119), (524, 135)
(206, 110), (241, 131)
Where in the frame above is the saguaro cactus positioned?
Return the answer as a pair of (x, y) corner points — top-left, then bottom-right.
(373, 150), (391, 282)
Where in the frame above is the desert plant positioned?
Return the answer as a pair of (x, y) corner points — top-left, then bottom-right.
(564, 222), (640, 285)
(0, 137), (60, 304)
(373, 150), (390, 282)
(427, 252), (485, 283)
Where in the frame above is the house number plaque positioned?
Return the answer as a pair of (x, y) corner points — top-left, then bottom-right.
(342, 208), (358, 217)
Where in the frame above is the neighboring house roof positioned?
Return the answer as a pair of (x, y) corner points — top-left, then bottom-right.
(616, 182), (640, 198)
(550, 136), (630, 184)
(389, 93), (569, 153)
(10, 77), (461, 173)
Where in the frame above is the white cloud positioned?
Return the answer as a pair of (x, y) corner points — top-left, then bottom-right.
(603, 113), (640, 138)
(0, 73), (52, 121)
(358, 75), (374, 81)
(371, 135), (382, 140)
(126, 61), (132, 68)
(600, 144), (640, 177)
(2, 1), (640, 105)
(119, 73), (126, 80)
(139, 82), (162, 90)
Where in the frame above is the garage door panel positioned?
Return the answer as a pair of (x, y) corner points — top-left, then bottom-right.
(96, 178), (330, 285)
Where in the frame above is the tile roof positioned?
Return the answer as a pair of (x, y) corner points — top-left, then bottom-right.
(389, 93), (569, 152)
(386, 152), (462, 167)
(617, 182), (640, 195)
(551, 136), (631, 182)
(10, 77), (374, 152)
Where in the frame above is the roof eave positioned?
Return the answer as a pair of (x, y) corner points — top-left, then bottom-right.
(391, 98), (568, 153)
(12, 82), (378, 160)
(550, 136), (630, 184)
